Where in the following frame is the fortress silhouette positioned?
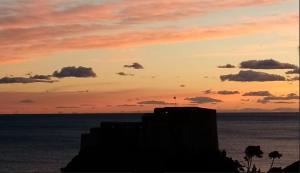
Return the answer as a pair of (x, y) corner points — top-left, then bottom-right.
(62, 107), (240, 172)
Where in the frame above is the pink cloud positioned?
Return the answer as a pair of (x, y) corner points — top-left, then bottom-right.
(0, 0), (296, 63)
(117, 0), (286, 23)
(0, 0), (286, 28)
(0, 0), (116, 28)
(0, 12), (297, 64)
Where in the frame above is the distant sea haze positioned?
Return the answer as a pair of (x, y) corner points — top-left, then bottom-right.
(0, 112), (298, 173)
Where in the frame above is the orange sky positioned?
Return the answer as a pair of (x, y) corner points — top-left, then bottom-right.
(0, 0), (299, 114)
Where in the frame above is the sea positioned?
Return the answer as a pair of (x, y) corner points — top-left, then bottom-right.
(0, 112), (298, 173)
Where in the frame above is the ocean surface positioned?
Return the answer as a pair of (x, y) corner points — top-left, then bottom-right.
(0, 112), (298, 173)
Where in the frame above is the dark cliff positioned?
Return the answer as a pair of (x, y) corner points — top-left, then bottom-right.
(62, 107), (240, 172)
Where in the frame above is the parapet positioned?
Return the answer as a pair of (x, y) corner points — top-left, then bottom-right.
(143, 107), (218, 154)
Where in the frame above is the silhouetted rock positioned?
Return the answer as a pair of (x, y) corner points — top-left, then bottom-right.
(268, 167), (283, 173)
(282, 160), (299, 172)
(268, 160), (299, 173)
(61, 107), (241, 172)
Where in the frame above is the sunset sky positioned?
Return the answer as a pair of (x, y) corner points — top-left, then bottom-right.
(0, 0), (299, 114)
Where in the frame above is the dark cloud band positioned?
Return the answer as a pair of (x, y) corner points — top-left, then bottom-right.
(124, 62), (144, 69)
(0, 76), (55, 84)
(220, 70), (286, 82)
(218, 64), (235, 68)
(257, 93), (299, 104)
(240, 59), (298, 69)
(217, 90), (239, 95)
(185, 97), (222, 104)
(53, 66), (96, 78)
(243, 91), (272, 96)
(116, 72), (134, 76)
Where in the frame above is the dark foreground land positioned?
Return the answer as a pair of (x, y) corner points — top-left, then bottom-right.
(61, 107), (299, 172)
(61, 107), (298, 172)
(62, 107), (242, 172)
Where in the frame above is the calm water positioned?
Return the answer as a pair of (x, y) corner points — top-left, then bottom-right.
(0, 112), (298, 173)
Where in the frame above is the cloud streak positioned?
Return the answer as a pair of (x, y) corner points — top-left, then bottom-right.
(240, 59), (298, 69)
(286, 68), (300, 74)
(220, 70), (286, 82)
(217, 90), (240, 95)
(0, 66), (97, 84)
(0, 0), (286, 29)
(30, 75), (52, 80)
(0, 6), (297, 63)
(124, 63), (144, 69)
(288, 76), (299, 81)
(116, 72), (134, 76)
(185, 97), (222, 104)
(52, 66), (96, 78)
(257, 93), (299, 104)
(218, 64), (235, 68)
(243, 91), (273, 96)
(203, 89), (214, 94)
(0, 76), (55, 84)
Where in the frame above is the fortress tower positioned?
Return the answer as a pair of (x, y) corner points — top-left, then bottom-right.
(62, 107), (238, 172)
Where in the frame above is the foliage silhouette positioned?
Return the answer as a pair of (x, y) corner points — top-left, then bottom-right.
(244, 146), (263, 173)
(269, 151), (282, 169)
